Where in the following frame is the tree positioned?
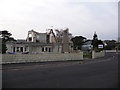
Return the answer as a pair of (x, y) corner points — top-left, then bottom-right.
(92, 32), (98, 49)
(0, 30), (16, 54)
(71, 36), (86, 50)
(104, 40), (116, 50)
(91, 32), (104, 51)
(93, 32), (98, 40)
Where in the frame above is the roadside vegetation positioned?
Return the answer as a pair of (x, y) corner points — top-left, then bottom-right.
(83, 52), (92, 59)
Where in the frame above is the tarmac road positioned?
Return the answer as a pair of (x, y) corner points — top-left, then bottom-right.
(2, 52), (119, 88)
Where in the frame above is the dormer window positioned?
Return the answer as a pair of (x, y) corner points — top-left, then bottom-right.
(29, 37), (32, 42)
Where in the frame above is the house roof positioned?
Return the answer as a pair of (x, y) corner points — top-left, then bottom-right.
(6, 41), (54, 46)
(84, 40), (92, 45)
(17, 39), (26, 42)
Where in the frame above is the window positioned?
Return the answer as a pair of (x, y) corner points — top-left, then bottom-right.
(20, 47), (23, 52)
(17, 47), (19, 52)
(49, 48), (51, 52)
(42, 47), (44, 52)
(29, 37), (32, 42)
(13, 47), (15, 52)
(46, 47), (48, 52)
(25, 47), (27, 51)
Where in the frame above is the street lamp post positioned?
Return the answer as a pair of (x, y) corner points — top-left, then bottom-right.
(116, 42), (120, 54)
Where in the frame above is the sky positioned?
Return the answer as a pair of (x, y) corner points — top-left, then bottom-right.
(0, 0), (119, 40)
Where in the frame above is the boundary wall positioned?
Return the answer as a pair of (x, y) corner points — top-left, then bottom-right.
(1, 52), (83, 64)
(92, 51), (105, 59)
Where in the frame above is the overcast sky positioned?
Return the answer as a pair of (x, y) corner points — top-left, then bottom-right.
(0, 0), (119, 40)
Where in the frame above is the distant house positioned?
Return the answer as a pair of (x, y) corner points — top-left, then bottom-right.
(81, 40), (93, 51)
(6, 29), (73, 53)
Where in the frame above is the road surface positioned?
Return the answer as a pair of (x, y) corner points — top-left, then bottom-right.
(2, 52), (119, 88)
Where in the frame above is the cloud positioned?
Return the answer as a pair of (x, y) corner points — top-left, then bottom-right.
(0, 0), (118, 40)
